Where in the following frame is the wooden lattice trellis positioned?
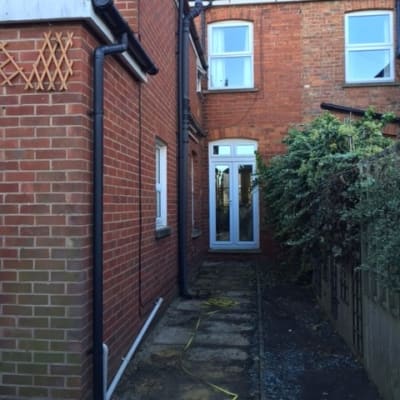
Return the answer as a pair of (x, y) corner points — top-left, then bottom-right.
(0, 41), (28, 86)
(0, 32), (74, 91)
(25, 32), (74, 91)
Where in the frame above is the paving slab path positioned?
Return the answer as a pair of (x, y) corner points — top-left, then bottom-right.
(113, 261), (381, 400)
(113, 261), (260, 400)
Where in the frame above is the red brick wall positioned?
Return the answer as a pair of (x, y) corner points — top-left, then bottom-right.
(203, 0), (400, 254)
(101, 0), (186, 375)
(0, 25), (94, 399)
(115, 0), (138, 30)
(301, 0), (400, 118)
(205, 0), (400, 152)
(0, 1), (210, 398)
(188, 29), (209, 271)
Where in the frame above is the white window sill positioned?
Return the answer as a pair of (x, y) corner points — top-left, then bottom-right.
(203, 87), (259, 94)
(343, 81), (399, 88)
(155, 226), (171, 240)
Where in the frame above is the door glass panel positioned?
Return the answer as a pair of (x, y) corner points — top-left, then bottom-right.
(238, 164), (253, 241)
(213, 145), (231, 156)
(215, 165), (230, 241)
(236, 144), (255, 156)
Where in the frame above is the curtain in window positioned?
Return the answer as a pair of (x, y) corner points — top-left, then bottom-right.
(243, 57), (251, 87)
(211, 27), (226, 88)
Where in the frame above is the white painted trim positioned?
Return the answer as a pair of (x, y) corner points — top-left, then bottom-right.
(345, 10), (394, 84)
(0, 0), (147, 82)
(191, 0), (314, 5)
(208, 139), (259, 250)
(208, 20), (254, 90)
(156, 140), (168, 229)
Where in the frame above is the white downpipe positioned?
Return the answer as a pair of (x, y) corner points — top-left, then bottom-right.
(105, 297), (164, 400)
(103, 344), (109, 400)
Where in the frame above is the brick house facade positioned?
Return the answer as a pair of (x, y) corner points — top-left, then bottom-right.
(203, 0), (400, 253)
(0, 1), (208, 399)
(0, 0), (400, 399)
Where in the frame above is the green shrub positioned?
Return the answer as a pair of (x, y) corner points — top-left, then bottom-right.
(257, 111), (393, 276)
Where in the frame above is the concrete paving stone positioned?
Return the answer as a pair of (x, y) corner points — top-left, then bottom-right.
(149, 348), (182, 365)
(162, 311), (200, 325)
(152, 326), (193, 345)
(192, 279), (216, 286)
(224, 290), (254, 297)
(185, 347), (249, 362)
(175, 299), (204, 311)
(182, 364), (245, 381)
(202, 320), (254, 333)
(194, 363), (245, 377)
(195, 332), (250, 346)
(179, 386), (213, 400)
(209, 312), (256, 322)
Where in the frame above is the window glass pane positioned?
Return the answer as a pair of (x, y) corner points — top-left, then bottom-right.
(348, 15), (389, 44)
(156, 147), (160, 184)
(210, 56), (251, 88)
(238, 164), (253, 241)
(212, 26), (249, 54)
(156, 191), (161, 218)
(215, 165), (230, 241)
(348, 50), (391, 81)
(155, 142), (167, 227)
(236, 145), (255, 156)
(213, 145), (231, 156)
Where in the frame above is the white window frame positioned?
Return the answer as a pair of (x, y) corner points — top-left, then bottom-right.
(345, 10), (394, 84)
(155, 140), (167, 228)
(208, 139), (259, 250)
(191, 154), (195, 227)
(208, 21), (254, 90)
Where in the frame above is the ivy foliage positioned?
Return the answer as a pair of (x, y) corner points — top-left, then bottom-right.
(256, 111), (394, 279)
(355, 146), (400, 291)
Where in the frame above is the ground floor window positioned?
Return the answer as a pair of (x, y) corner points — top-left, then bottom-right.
(156, 139), (167, 228)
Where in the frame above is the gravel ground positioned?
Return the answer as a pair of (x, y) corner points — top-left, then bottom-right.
(260, 264), (382, 400)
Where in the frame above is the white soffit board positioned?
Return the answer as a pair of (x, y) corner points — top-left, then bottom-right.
(0, 0), (147, 82)
(190, 0), (314, 5)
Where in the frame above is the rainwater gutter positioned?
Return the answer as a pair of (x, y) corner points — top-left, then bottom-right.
(91, 1), (158, 399)
(178, 0), (204, 297)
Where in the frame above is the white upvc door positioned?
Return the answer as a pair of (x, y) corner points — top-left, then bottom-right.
(209, 140), (259, 250)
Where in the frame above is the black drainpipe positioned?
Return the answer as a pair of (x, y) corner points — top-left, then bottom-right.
(178, 0), (204, 297)
(90, 2), (158, 399)
(93, 33), (128, 400)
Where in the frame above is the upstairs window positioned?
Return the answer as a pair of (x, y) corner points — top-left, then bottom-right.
(208, 21), (253, 90)
(345, 11), (394, 83)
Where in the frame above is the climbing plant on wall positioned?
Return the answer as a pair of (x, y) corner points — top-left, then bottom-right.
(356, 144), (400, 292)
(256, 110), (394, 276)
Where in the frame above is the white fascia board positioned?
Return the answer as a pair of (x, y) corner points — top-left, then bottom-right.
(190, 0), (314, 5)
(0, 0), (147, 82)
